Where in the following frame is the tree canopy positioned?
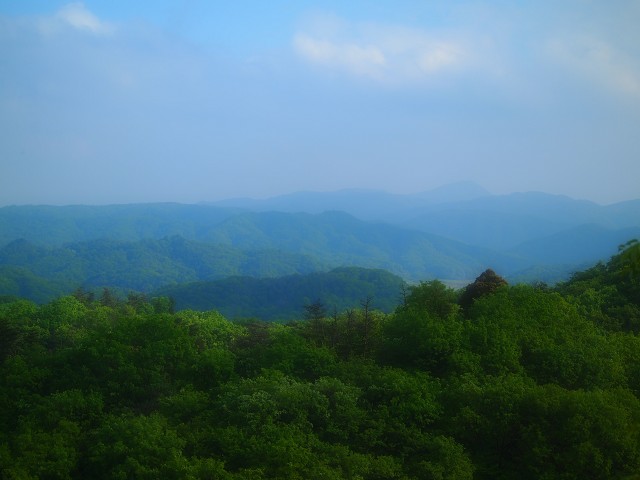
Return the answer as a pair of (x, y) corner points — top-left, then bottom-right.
(1, 242), (639, 479)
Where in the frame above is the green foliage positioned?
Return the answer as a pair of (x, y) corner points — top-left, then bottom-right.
(557, 238), (640, 332)
(401, 279), (461, 320)
(616, 239), (640, 279)
(382, 307), (464, 376)
(85, 413), (190, 479)
(382, 280), (464, 375)
(1, 244), (640, 478)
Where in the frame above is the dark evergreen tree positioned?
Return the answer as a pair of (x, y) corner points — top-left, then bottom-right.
(459, 268), (508, 313)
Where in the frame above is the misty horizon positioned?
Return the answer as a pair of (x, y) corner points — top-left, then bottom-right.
(1, 183), (638, 209)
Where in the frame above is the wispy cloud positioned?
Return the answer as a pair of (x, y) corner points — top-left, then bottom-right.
(37, 2), (114, 36)
(547, 35), (640, 99)
(293, 15), (472, 85)
(294, 34), (386, 78)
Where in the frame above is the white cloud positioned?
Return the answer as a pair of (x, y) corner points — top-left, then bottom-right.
(57, 2), (113, 35)
(418, 43), (461, 73)
(36, 2), (114, 36)
(294, 34), (386, 78)
(293, 16), (470, 84)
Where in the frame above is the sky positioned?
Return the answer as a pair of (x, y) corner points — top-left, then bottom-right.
(1, 1), (639, 206)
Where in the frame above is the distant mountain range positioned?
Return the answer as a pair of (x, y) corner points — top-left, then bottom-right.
(209, 181), (493, 222)
(210, 183), (640, 249)
(1, 183), (639, 306)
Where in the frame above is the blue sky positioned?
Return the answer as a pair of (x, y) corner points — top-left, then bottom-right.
(1, 1), (639, 205)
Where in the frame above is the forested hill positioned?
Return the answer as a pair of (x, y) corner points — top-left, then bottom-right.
(0, 241), (639, 478)
(0, 236), (325, 303)
(0, 203), (238, 246)
(155, 267), (405, 321)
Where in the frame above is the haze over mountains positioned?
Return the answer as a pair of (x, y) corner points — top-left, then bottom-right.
(1, 182), (639, 309)
(210, 182), (640, 260)
(213, 181), (638, 228)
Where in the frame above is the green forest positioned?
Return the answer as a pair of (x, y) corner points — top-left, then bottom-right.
(1, 240), (640, 479)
